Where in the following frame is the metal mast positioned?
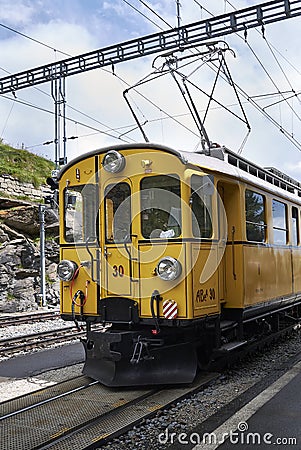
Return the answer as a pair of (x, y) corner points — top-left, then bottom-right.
(51, 77), (67, 168)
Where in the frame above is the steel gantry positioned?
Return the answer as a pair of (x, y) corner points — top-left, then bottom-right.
(0, 0), (300, 94)
(0, 0), (300, 165)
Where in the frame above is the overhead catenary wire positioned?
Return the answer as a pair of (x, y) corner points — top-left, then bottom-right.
(0, 10), (200, 148)
(0, 93), (134, 144)
(122, 0), (301, 139)
(0, 24), (140, 146)
(0, 38), (73, 124)
(0, 99), (15, 138)
(190, 0), (301, 143)
(0, 23), (71, 57)
(244, 41), (301, 122)
(0, 15), (209, 146)
(137, 0), (172, 29)
(195, 2), (301, 149)
(120, 0), (165, 30)
(263, 36), (301, 105)
(190, 2), (301, 152)
(118, 0), (252, 145)
(1, 1), (301, 155)
(207, 56), (301, 151)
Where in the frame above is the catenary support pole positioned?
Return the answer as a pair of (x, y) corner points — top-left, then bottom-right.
(39, 204), (46, 307)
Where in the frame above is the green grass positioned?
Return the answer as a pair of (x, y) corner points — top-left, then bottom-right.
(0, 142), (55, 188)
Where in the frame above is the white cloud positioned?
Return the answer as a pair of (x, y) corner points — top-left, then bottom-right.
(0, 0), (35, 26)
(103, 1), (128, 16)
(283, 161), (301, 181)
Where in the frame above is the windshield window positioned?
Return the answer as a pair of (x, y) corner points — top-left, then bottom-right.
(64, 184), (97, 243)
(105, 182), (131, 243)
(141, 175), (181, 239)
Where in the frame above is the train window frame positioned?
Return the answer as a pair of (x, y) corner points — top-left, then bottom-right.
(272, 199), (288, 245)
(104, 182), (132, 244)
(190, 174), (214, 238)
(292, 206), (299, 246)
(245, 189), (266, 243)
(64, 184), (97, 243)
(140, 174), (181, 239)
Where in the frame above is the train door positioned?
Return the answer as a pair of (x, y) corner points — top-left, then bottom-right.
(102, 179), (138, 298)
(189, 173), (220, 318)
(217, 180), (243, 308)
(217, 183), (227, 302)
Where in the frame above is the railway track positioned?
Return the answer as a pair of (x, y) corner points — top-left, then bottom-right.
(0, 311), (60, 327)
(0, 326), (85, 355)
(0, 372), (217, 450)
(0, 325), (299, 449)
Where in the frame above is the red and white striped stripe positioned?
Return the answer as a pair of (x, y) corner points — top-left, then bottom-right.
(163, 299), (178, 319)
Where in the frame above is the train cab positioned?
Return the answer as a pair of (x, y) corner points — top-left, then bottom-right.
(57, 143), (226, 385)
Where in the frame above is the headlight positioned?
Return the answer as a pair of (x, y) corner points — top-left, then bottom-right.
(57, 260), (78, 281)
(157, 257), (182, 281)
(102, 150), (125, 173)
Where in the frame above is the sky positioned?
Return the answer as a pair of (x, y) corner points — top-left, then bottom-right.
(0, 0), (301, 179)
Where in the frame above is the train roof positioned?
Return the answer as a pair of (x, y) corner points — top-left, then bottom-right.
(57, 142), (186, 178)
(57, 142), (301, 204)
(180, 146), (301, 204)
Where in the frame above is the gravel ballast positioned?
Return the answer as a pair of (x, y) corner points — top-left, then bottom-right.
(102, 330), (301, 450)
(0, 313), (300, 449)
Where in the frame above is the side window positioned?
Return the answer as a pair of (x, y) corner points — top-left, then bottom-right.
(105, 182), (131, 243)
(245, 190), (266, 242)
(292, 207), (299, 246)
(191, 174), (214, 238)
(272, 199), (288, 245)
(64, 184), (97, 243)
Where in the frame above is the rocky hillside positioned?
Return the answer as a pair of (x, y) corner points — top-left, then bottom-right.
(0, 144), (59, 313)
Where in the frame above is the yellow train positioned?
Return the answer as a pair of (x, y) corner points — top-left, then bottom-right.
(56, 143), (301, 386)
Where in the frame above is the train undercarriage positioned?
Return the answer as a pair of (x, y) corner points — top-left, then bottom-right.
(75, 297), (301, 387)
(82, 329), (198, 386)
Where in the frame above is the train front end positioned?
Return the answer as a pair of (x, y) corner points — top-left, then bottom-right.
(57, 144), (223, 386)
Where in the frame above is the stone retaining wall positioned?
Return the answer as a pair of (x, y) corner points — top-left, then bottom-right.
(0, 174), (51, 201)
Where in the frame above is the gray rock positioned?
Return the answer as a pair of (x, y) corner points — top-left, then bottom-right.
(0, 245), (22, 268)
(2, 205), (40, 238)
(13, 277), (35, 299)
(0, 228), (9, 243)
(0, 265), (10, 287)
(46, 262), (58, 281)
(0, 296), (18, 313)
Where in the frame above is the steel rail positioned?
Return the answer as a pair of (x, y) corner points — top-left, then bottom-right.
(0, 379), (99, 421)
(0, 311), (59, 327)
(0, 326), (84, 354)
(0, 372), (217, 450)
